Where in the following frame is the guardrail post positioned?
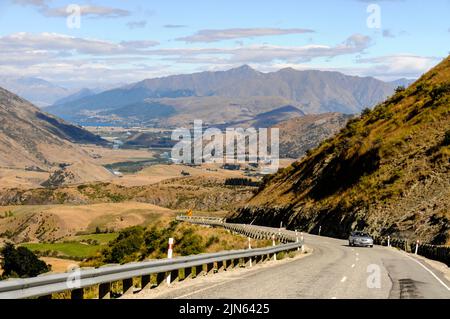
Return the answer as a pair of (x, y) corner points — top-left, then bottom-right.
(182, 267), (193, 280)
(415, 240), (419, 255)
(156, 272), (165, 286)
(141, 275), (151, 290)
(272, 235), (277, 261)
(71, 288), (84, 300)
(98, 282), (111, 299)
(218, 260), (227, 272)
(224, 260), (232, 270)
(206, 262), (215, 274)
(255, 254), (263, 264)
(122, 278), (134, 295)
(167, 270), (179, 285)
(194, 265), (204, 277)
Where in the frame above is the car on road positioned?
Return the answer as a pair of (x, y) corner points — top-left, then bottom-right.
(349, 231), (374, 247)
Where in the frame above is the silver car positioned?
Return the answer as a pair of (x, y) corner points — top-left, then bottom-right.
(349, 231), (373, 247)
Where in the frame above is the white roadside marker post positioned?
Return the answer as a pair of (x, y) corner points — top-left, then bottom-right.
(295, 230), (300, 251)
(318, 226), (322, 236)
(387, 236), (391, 247)
(167, 238), (174, 285)
(301, 232), (305, 253)
(272, 234), (277, 261)
(248, 237), (253, 267)
(415, 240), (419, 255)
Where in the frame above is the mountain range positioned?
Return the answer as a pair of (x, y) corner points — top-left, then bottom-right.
(0, 76), (73, 108)
(47, 66), (412, 127)
(232, 56), (450, 244)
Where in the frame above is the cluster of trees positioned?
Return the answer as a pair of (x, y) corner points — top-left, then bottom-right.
(84, 221), (219, 266)
(224, 178), (260, 187)
(0, 243), (50, 279)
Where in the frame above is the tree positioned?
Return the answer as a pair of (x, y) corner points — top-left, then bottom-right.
(361, 107), (372, 117)
(1, 243), (50, 278)
(104, 226), (145, 263)
(395, 86), (406, 93)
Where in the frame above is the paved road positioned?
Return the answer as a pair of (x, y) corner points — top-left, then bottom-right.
(131, 232), (450, 299)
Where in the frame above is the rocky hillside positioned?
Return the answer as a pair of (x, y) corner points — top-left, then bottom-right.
(0, 86), (112, 184)
(277, 112), (352, 158)
(232, 56), (450, 245)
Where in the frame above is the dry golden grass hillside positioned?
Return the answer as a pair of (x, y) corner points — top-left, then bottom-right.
(233, 55), (450, 245)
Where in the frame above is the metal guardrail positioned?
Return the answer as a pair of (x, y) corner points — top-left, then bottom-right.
(373, 236), (450, 266)
(0, 217), (304, 299)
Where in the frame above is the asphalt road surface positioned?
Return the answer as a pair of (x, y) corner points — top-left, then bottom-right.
(130, 232), (450, 299)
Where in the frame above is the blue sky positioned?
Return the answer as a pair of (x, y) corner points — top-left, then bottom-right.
(0, 0), (449, 88)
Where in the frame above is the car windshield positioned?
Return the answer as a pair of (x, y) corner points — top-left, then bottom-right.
(353, 232), (370, 237)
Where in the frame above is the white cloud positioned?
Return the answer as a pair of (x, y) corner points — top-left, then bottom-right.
(10, 1), (131, 19)
(44, 5), (130, 18)
(127, 20), (147, 29)
(164, 24), (188, 29)
(355, 54), (442, 80)
(0, 32), (158, 56)
(0, 31), (397, 86)
(177, 28), (315, 43)
(12, 0), (48, 6)
(382, 29), (396, 38)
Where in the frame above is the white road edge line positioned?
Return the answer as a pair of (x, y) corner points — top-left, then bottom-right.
(341, 276), (347, 283)
(403, 254), (450, 291)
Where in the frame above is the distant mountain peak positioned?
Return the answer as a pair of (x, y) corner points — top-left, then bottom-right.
(235, 64), (253, 70)
(228, 64), (258, 74)
(278, 67), (297, 73)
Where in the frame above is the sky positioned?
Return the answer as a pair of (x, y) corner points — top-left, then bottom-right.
(0, 0), (449, 88)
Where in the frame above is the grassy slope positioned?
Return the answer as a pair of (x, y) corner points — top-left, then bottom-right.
(234, 56), (450, 244)
(21, 242), (102, 258)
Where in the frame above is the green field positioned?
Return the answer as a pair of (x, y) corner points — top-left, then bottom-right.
(21, 242), (102, 258)
(72, 233), (118, 245)
(21, 233), (118, 258)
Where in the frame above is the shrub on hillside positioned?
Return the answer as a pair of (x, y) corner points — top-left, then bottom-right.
(103, 226), (145, 263)
(443, 130), (450, 146)
(175, 228), (204, 256)
(0, 243), (50, 278)
(361, 107), (372, 117)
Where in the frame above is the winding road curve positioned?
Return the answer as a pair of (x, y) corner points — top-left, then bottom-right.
(131, 231), (450, 299)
